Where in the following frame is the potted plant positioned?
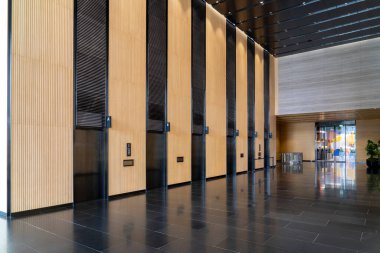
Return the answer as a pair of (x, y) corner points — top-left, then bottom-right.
(366, 140), (379, 169)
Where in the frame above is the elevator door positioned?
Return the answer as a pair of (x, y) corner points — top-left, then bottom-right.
(146, 0), (167, 190)
(191, 0), (206, 181)
(74, 0), (107, 203)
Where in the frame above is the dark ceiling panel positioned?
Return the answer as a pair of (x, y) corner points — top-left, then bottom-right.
(206, 0), (380, 56)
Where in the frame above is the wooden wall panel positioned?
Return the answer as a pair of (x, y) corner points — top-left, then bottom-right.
(109, 0), (146, 195)
(279, 122), (315, 161)
(278, 37), (380, 115)
(167, 0), (192, 185)
(11, 0), (73, 213)
(356, 119), (380, 163)
(235, 29), (248, 173)
(255, 43), (264, 169)
(0, 0), (8, 213)
(206, 5), (226, 178)
(270, 55), (277, 165)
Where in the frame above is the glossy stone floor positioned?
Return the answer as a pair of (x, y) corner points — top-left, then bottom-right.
(2, 162), (380, 253)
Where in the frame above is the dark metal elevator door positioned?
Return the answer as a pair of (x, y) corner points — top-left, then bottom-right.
(191, 0), (206, 182)
(74, 129), (105, 202)
(73, 0), (108, 202)
(146, 0), (167, 190)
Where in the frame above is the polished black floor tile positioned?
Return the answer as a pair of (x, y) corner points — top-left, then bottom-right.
(2, 162), (380, 252)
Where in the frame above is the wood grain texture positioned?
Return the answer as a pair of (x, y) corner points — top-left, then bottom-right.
(278, 37), (380, 115)
(11, 0), (73, 213)
(279, 122), (315, 161)
(109, 0), (146, 195)
(167, 0), (192, 185)
(277, 109), (380, 123)
(270, 55), (277, 165)
(206, 5), (226, 178)
(235, 29), (248, 173)
(0, 0), (8, 213)
(255, 43), (264, 169)
(356, 119), (380, 163)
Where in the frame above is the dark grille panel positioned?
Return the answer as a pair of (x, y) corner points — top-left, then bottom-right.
(226, 22), (236, 137)
(247, 38), (255, 136)
(147, 0), (167, 131)
(75, 0), (108, 128)
(192, 0), (206, 134)
(248, 38), (255, 171)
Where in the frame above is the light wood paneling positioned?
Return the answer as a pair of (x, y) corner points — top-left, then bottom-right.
(357, 119), (380, 163)
(167, 0), (192, 185)
(277, 108), (380, 123)
(109, 0), (146, 195)
(255, 43), (264, 169)
(278, 37), (380, 115)
(206, 5), (226, 178)
(279, 122), (315, 161)
(270, 55), (277, 165)
(11, 0), (73, 213)
(235, 29), (248, 173)
(0, 0), (8, 213)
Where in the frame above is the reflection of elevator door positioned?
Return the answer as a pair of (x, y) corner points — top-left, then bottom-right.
(146, 0), (167, 190)
(167, 0), (192, 185)
(205, 4), (227, 178)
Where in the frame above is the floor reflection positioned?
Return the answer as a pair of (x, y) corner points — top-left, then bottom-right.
(315, 161), (357, 191)
(2, 162), (380, 253)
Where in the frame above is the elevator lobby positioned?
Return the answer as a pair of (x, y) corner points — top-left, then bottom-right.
(1, 0), (380, 252)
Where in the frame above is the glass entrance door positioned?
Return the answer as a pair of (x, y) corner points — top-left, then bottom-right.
(315, 122), (356, 162)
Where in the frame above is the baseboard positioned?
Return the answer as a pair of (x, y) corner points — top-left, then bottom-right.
(236, 170), (248, 175)
(10, 203), (73, 218)
(109, 189), (146, 200)
(206, 174), (226, 181)
(168, 181), (191, 189)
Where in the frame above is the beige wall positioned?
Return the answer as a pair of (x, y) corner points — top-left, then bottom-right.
(167, 0), (192, 185)
(0, 0), (8, 213)
(108, 0), (146, 195)
(205, 5), (226, 178)
(279, 120), (380, 163)
(11, 0), (73, 213)
(357, 119), (380, 163)
(279, 122), (315, 161)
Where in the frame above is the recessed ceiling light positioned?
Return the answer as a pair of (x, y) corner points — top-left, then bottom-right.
(260, 1), (264, 5)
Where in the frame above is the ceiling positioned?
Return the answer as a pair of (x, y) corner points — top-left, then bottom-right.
(206, 0), (380, 57)
(277, 109), (380, 123)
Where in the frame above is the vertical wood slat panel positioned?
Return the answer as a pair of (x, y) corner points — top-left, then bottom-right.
(167, 0), (192, 185)
(0, 0), (8, 213)
(255, 43), (264, 169)
(108, 0), (146, 195)
(235, 29), (248, 173)
(206, 5), (226, 178)
(11, 0), (73, 213)
(270, 55), (277, 165)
